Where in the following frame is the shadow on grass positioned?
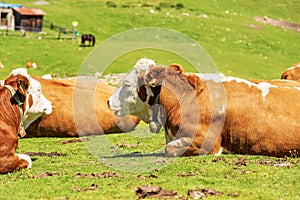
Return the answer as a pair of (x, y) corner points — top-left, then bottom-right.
(101, 151), (166, 159)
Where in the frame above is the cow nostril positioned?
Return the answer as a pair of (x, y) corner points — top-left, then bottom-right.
(107, 100), (110, 108)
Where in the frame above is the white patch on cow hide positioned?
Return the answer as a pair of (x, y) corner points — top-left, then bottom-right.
(17, 154), (32, 168)
(286, 65), (300, 71)
(198, 73), (225, 83)
(197, 73), (278, 101)
(294, 87), (300, 91)
(225, 77), (278, 101)
(214, 147), (223, 156)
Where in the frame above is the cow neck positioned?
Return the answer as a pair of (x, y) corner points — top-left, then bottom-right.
(153, 85), (161, 105)
(4, 85), (24, 129)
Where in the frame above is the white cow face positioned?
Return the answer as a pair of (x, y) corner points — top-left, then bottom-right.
(108, 58), (156, 123)
(10, 68), (52, 129)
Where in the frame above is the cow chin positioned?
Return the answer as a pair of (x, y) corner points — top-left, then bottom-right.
(149, 121), (162, 133)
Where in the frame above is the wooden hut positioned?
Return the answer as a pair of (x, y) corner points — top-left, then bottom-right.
(0, 3), (22, 30)
(13, 7), (45, 32)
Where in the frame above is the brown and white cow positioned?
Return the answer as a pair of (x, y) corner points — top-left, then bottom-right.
(109, 63), (300, 157)
(25, 77), (140, 137)
(0, 75), (32, 173)
(281, 62), (300, 80)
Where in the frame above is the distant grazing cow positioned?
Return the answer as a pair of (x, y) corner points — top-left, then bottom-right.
(281, 62), (300, 80)
(81, 34), (96, 47)
(108, 63), (300, 157)
(0, 75), (32, 173)
(26, 77), (140, 137)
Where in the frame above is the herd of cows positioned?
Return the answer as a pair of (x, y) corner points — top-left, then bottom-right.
(0, 58), (299, 174)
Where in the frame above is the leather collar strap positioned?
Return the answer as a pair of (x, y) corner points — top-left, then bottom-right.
(4, 85), (24, 129)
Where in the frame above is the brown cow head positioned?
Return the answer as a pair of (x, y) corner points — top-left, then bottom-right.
(137, 64), (185, 133)
(4, 75), (30, 105)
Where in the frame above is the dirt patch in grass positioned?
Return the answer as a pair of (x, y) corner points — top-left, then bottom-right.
(188, 188), (222, 199)
(115, 142), (140, 148)
(60, 138), (90, 144)
(136, 174), (158, 181)
(60, 139), (82, 144)
(25, 152), (68, 157)
(70, 184), (98, 192)
(136, 185), (178, 199)
(177, 171), (197, 177)
(32, 172), (60, 178)
(75, 172), (119, 178)
(254, 16), (300, 32)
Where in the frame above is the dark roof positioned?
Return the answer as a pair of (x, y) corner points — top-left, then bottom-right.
(0, 2), (22, 8)
(13, 7), (45, 16)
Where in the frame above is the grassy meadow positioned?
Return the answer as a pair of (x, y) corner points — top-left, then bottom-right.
(0, 0), (300, 199)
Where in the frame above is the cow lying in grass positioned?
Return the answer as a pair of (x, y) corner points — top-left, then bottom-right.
(26, 77), (140, 137)
(281, 62), (300, 80)
(0, 75), (32, 173)
(108, 62), (300, 157)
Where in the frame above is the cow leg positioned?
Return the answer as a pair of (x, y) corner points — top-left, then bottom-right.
(0, 154), (32, 174)
(165, 136), (223, 157)
(165, 137), (195, 157)
(17, 154), (32, 168)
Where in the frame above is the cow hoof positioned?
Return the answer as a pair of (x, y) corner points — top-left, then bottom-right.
(17, 154), (32, 168)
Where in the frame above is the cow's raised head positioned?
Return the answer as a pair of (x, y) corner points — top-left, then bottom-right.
(9, 68), (52, 129)
(108, 58), (156, 122)
(136, 64), (184, 133)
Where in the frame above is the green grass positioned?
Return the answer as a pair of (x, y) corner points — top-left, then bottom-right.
(0, 124), (299, 199)
(1, 0), (299, 79)
(0, 0), (300, 199)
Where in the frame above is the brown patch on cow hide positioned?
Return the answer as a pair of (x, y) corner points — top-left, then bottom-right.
(136, 185), (178, 199)
(70, 184), (98, 192)
(32, 172), (60, 178)
(25, 152), (68, 157)
(75, 172), (118, 178)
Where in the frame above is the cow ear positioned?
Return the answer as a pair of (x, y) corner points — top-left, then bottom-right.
(17, 75), (30, 96)
(186, 74), (204, 93)
(168, 64), (184, 73)
(137, 86), (147, 102)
